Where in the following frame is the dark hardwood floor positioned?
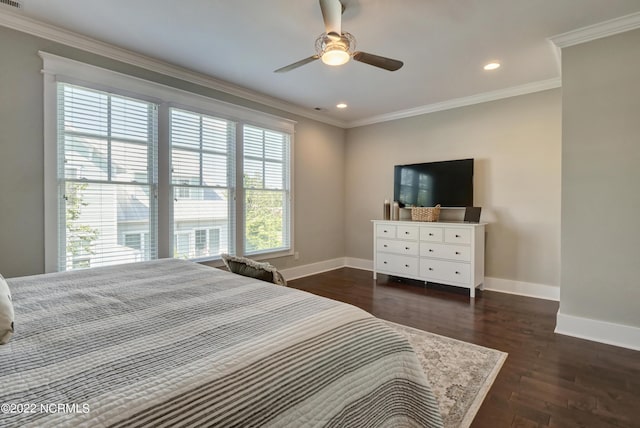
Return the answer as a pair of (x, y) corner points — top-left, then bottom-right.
(288, 268), (640, 428)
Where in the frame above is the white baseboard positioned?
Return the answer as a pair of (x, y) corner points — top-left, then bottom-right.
(343, 259), (560, 302)
(344, 257), (373, 271)
(483, 277), (560, 301)
(282, 257), (559, 302)
(279, 258), (346, 281)
(555, 312), (640, 351)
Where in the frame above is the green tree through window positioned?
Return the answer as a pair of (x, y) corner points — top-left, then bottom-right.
(245, 175), (284, 252)
(65, 182), (99, 259)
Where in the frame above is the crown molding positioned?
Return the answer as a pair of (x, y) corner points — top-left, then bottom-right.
(7, 7), (633, 130)
(346, 78), (561, 128)
(0, 8), (348, 128)
(0, 8), (561, 131)
(550, 11), (640, 48)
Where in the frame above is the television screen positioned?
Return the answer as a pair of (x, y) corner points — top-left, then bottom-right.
(394, 159), (474, 207)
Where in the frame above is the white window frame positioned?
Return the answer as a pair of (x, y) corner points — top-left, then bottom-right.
(42, 52), (295, 272)
(242, 125), (292, 256)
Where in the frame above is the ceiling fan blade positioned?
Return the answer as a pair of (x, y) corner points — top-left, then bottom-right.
(319, 0), (342, 37)
(274, 55), (320, 73)
(353, 51), (404, 71)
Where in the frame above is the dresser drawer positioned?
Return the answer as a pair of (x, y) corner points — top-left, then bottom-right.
(420, 259), (471, 285)
(420, 226), (444, 242)
(396, 225), (419, 240)
(377, 239), (419, 256)
(376, 253), (419, 277)
(376, 224), (396, 238)
(444, 228), (471, 245)
(420, 242), (471, 261)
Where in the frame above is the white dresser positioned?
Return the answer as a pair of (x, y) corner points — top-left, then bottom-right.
(372, 220), (486, 297)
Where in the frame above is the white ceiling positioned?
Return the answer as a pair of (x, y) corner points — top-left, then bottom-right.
(7, 0), (640, 126)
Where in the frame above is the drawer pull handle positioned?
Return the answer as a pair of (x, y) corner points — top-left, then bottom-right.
(405, 247), (410, 250)
(455, 251), (460, 255)
(383, 230), (388, 233)
(383, 261), (388, 264)
(405, 264), (410, 268)
(383, 244), (388, 248)
(405, 231), (410, 235)
(455, 234), (461, 238)
(455, 271), (460, 274)
(428, 233), (434, 236)
(428, 249), (433, 252)
(428, 267), (433, 271)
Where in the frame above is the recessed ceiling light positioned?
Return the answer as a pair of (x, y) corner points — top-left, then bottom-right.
(336, 103), (348, 109)
(483, 62), (501, 71)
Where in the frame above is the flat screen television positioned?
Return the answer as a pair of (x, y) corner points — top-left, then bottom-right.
(394, 158), (474, 208)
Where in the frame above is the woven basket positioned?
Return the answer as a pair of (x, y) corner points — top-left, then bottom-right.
(410, 204), (441, 222)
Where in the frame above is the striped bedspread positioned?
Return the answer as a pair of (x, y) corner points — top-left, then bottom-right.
(1, 259), (443, 427)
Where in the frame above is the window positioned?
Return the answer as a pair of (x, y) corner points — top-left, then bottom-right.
(122, 232), (151, 261)
(195, 229), (207, 256)
(43, 53), (294, 272)
(124, 233), (142, 250)
(172, 229), (221, 259)
(170, 108), (234, 259)
(56, 83), (158, 271)
(243, 125), (291, 254)
(173, 177), (204, 200)
(174, 233), (191, 259)
(209, 228), (221, 254)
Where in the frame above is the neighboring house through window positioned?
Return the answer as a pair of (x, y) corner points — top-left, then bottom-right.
(170, 107), (234, 259)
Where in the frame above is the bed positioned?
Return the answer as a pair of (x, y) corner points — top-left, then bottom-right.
(1, 258), (443, 427)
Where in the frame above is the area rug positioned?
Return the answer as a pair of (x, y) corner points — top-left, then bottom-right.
(385, 321), (507, 428)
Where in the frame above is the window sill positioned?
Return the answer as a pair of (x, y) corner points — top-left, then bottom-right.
(191, 249), (294, 267)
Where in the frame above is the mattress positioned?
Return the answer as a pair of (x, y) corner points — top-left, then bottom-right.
(0, 258), (442, 427)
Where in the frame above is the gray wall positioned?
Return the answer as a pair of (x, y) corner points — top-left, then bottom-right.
(0, 26), (346, 277)
(560, 28), (640, 328)
(345, 90), (562, 288)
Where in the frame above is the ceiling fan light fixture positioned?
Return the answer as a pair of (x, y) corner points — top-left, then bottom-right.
(275, 6), (403, 74)
(316, 32), (355, 67)
(322, 48), (350, 66)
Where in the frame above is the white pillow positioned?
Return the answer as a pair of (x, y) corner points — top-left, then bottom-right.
(0, 274), (14, 345)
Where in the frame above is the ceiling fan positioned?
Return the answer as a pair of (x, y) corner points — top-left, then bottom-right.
(274, 0), (403, 73)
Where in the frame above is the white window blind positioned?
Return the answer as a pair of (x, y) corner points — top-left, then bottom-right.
(243, 124), (291, 254)
(57, 83), (158, 271)
(170, 108), (235, 259)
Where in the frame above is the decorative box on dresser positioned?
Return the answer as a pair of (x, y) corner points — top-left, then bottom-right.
(372, 220), (486, 297)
